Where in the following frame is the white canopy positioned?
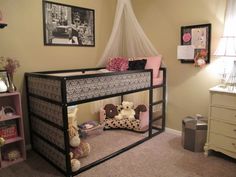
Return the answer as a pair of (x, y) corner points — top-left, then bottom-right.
(97, 0), (159, 67)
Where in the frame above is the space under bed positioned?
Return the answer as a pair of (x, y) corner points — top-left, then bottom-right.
(25, 67), (166, 177)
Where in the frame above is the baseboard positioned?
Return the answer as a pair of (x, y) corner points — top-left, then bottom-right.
(26, 144), (32, 151)
(165, 127), (181, 136)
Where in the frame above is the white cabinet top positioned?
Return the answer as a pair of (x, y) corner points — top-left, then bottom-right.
(209, 85), (236, 95)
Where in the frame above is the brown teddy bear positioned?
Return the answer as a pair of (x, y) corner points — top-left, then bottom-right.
(104, 104), (118, 118)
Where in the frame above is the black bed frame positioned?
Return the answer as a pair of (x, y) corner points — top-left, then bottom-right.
(25, 67), (167, 177)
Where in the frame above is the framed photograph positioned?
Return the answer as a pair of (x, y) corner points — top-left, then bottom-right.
(43, 0), (95, 47)
(0, 70), (10, 92)
(180, 23), (211, 64)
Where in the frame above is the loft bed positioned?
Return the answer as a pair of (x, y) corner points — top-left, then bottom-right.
(25, 67), (166, 177)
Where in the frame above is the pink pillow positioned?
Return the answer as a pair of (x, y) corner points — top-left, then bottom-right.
(145, 56), (162, 78)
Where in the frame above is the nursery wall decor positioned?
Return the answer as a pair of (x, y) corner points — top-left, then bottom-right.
(179, 23), (211, 66)
(43, 0), (95, 47)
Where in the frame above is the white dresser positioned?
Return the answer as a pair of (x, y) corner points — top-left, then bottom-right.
(204, 86), (236, 159)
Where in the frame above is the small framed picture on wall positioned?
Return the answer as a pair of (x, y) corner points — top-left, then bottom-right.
(180, 23), (211, 66)
(42, 0), (95, 47)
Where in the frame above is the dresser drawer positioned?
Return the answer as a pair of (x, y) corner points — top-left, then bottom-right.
(210, 120), (236, 138)
(209, 133), (236, 153)
(211, 92), (236, 108)
(211, 107), (236, 124)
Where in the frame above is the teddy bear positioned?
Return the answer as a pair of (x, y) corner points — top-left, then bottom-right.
(70, 152), (81, 172)
(68, 106), (91, 172)
(115, 101), (135, 121)
(104, 104), (118, 118)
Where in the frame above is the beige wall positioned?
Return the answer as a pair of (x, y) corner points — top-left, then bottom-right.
(0, 0), (116, 144)
(0, 0), (227, 144)
(133, 0), (226, 131)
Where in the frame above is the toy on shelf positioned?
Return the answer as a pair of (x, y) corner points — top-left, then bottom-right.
(0, 106), (16, 120)
(2, 148), (21, 161)
(0, 137), (5, 147)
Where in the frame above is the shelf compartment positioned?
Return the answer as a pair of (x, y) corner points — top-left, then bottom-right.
(0, 115), (21, 122)
(5, 137), (23, 145)
(1, 157), (24, 168)
(0, 92), (26, 169)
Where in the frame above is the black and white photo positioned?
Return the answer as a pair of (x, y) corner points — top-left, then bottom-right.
(43, 1), (95, 46)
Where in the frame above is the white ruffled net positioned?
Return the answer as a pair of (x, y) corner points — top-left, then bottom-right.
(97, 0), (159, 67)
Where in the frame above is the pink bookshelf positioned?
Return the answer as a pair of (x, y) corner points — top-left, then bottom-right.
(0, 115), (21, 122)
(0, 92), (26, 169)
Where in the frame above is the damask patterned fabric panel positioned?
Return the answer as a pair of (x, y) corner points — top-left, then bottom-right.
(66, 72), (151, 103)
(33, 135), (66, 171)
(28, 76), (62, 102)
(31, 116), (65, 150)
(29, 96), (63, 127)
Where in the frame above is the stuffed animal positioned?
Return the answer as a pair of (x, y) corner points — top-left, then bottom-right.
(68, 120), (81, 172)
(70, 152), (81, 172)
(134, 105), (147, 119)
(2, 148), (21, 161)
(104, 104), (118, 118)
(115, 101), (135, 121)
(68, 122), (81, 147)
(71, 141), (90, 159)
(68, 109), (91, 172)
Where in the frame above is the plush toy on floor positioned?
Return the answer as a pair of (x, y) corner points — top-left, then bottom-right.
(115, 101), (135, 121)
(68, 106), (91, 172)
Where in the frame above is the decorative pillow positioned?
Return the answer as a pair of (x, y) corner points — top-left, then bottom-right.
(128, 59), (147, 70)
(145, 56), (162, 78)
(104, 118), (142, 132)
(134, 105), (147, 119)
(106, 57), (129, 71)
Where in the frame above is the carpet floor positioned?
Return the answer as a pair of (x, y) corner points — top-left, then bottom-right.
(0, 132), (235, 177)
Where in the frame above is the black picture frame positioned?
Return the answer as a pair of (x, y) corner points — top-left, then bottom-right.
(42, 0), (95, 47)
(0, 70), (10, 92)
(180, 23), (211, 64)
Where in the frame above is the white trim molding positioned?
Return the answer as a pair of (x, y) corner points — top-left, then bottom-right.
(165, 127), (181, 136)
